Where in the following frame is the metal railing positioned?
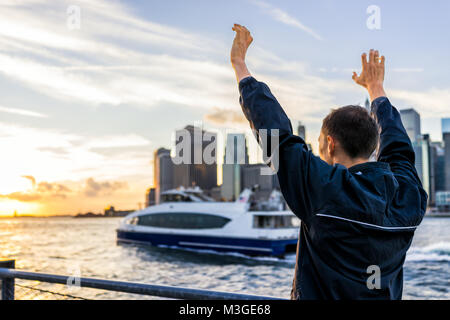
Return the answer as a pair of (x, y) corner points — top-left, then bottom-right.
(0, 260), (283, 300)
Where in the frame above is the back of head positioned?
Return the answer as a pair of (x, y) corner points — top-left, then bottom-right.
(322, 105), (379, 159)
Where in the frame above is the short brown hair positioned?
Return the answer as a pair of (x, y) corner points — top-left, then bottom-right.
(322, 105), (379, 159)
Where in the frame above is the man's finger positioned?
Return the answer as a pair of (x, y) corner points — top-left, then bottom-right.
(369, 49), (375, 64)
(361, 53), (368, 68)
(380, 55), (385, 66)
(374, 50), (379, 62)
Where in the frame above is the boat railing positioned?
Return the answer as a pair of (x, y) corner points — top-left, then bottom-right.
(0, 260), (284, 300)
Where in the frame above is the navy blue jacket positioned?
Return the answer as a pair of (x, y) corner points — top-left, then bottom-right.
(238, 76), (428, 300)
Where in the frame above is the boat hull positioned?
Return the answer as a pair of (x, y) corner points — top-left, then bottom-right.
(116, 230), (297, 256)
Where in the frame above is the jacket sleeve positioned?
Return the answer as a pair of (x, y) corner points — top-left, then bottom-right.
(371, 97), (423, 186)
(239, 76), (348, 225)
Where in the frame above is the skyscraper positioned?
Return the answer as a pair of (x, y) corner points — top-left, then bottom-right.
(443, 119), (450, 191)
(399, 109), (421, 142)
(145, 187), (156, 207)
(154, 148), (174, 204)
(415, 134), (434, 204)
(173, 125), (217, 190)
(297, 121), (312, 151)
(221, 133), (249, 201)
(399, 108), (427, 192)
(442, 118), (450, 134)
(241, 164), (280, 200)
(364, 97), (370, 111)
(297, 122), (306, 140)
(431, 141), (445, 193)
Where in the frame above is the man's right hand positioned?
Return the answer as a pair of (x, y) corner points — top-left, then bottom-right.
(352, 49), (387, 101)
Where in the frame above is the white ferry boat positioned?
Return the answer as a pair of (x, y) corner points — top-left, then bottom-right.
(116, 187), (299, 256)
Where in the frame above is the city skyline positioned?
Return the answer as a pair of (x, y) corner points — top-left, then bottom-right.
(1, 0), (450, 216)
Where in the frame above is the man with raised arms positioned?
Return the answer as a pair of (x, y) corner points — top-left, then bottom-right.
(230, 24), (427, 300)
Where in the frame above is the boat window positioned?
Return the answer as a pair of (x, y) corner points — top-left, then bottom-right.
(161, 194), (192, 202)
(253, 215), (300, 229)
(137, 213), (230, 229)
(191, 193), (213, 202)
(125, 217), (138, 225)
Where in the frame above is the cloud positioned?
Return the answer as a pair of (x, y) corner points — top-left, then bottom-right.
(37, 147), (70, 155)
(0, 0), (230, 109)
(22, 175), (36, 187)
(391, 68), (424, 73)
(36, 181), (71, 194)
(85, 134), (150, 149)
(390, 87), (450, 118)
(0, 105), (47, 118)
(0, 176), (71, 202)
(0, 191), (42, 202)
(0, 175), (128, 203)
(250, 0), (323, 40)
(82, 177), (128, 197)
(318, 67), (424, 74)
(204, 108), (248, 128)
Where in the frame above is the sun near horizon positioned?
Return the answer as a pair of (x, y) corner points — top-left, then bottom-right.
(0, 175), (150, 217)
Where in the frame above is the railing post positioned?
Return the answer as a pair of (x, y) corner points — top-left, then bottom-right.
(0, 260), (15, 300)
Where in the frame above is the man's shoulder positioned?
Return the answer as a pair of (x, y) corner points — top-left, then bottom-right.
(312, 161), (425, 230)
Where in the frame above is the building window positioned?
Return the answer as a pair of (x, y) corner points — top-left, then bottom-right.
(137, 213), (230, 229)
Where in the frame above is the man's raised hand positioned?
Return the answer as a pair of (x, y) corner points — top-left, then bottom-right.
(352, 49), (387, 101)
(231, 24), (253, 66)
(231, 24), (253, 83)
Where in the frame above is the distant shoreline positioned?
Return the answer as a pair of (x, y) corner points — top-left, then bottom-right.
(2, 214), (450, 219)
(0, 215), (123, 219)
(426, 213), (450, 218)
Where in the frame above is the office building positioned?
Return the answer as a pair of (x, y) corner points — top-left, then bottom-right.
(443, 119), (450, 192)
(173, 125), (217, 190)
(442, 118), (450, 134)
(145, 187), (156, 207)
(436, 191), (450, 211)
(104, 206), (135, 217)
(400, 108), (421, 142)
(364, 97), (370, 111)
(431, 142), (445, 193)
(241, 164), (280, 200)
(221, 133), (249, 201)
(297, 122), (306, 140)
(297, 121), (312, 151)
(154, 148), (174, 204)
(415, 134), (434, 204)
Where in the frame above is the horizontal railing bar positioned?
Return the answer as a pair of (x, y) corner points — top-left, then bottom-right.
(0, 268), (283, 300)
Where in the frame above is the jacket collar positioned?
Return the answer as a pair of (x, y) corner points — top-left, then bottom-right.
(348, 161), (390, 174)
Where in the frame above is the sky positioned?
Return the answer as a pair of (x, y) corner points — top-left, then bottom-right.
(0, 0), (449, 216)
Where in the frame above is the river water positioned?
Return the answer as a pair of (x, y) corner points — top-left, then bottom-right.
(0, 216), (448, 299)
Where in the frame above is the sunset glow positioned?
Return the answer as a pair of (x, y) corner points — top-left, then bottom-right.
(1, 0), (449, 216)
